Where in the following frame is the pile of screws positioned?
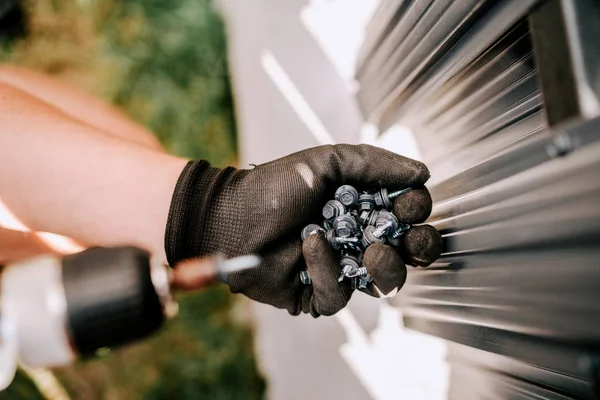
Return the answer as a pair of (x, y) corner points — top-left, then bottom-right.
(300, 185), (412, 291)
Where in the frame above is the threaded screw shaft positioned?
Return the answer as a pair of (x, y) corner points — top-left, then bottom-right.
(391, 224), (411, 238)
(344, 266), (368, 278)
(334, 237), (359, 244)
(373, 221), (392, 238)
(388, 187), (412, 200)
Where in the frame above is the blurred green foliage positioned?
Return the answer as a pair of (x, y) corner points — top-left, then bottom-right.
(93, 0), (238, 163)
(0, 372), (45, 400)
(0, 0), (265, 398)
(54, 289), (265, 400)
(1, 0), (237, 165)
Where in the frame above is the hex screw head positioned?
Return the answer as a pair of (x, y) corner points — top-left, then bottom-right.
(301, 224), (325, 241)
(374, 187), (412, 209)
(357, 210), (370, 226)
(335, 185), (359, 207)
(333, 214), (357, 238)
(322, 200), (346, 220)
(357, 193), (376, 211)
(373, 188), (392, 209)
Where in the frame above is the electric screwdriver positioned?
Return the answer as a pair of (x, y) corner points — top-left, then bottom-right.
(0, 246), (260, 390)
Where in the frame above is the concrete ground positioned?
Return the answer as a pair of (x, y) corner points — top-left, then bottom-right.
(217, 1), (449, 399)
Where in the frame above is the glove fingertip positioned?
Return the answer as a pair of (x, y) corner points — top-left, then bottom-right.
(303, 233), (353, 317)
(363, 242), (407, 295)
(393, 187), (433, 224)
(402, 225), (443, 267)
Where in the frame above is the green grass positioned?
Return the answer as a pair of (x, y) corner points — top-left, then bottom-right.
(0, 0), (265, 398)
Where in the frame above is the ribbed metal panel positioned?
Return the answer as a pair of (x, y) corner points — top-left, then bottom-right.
(358, 0), (600, 398)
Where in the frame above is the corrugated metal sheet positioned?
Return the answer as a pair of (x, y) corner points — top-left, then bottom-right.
(357, 0), (600, 398)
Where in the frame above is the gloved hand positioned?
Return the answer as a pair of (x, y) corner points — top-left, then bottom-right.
(165, 144), (442, 316)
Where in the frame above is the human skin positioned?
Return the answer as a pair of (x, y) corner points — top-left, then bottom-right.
(0, 80), (187, 261)
(0, 65), (163, 151)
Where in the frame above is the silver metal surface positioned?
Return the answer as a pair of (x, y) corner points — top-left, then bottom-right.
(391, 224), (411, 238)
(335, 185), (359, 207)
(388, 187), (412, 199)
(322, 200), (345, 221)
(357, 0), (600, 397)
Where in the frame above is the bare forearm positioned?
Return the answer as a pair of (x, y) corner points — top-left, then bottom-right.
(0, 65), (164, 151)
(0, 83), (187, 258)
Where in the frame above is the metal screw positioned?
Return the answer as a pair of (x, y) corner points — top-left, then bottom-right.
(367, 210), (381, 227)
(301, 224), (325, 241)
(358, 209), (380, 227)
(373, 187), (412, 209)
(338, 255), (360, 282)
(389, 188), (412, 199)
(345, 266), (368, 278)
(300, 270), (312, 285)
(333, 214), (358, 238)
(340, 254), (360, 267)
(335, 237), (359, 244)
(357, 193), (376, 211)
(322, 200), (346, 221)
(358, 274), (373, 289)
(374, 211), (399, 236)
(326, 229), (359, 250)
(335, 185), (359, 207)
(391, 223), (411, 238)
(357, 210), (370, 226)
(387, 223), (410, 247)
(338, 264), (353, 282)
(361, 225), (385, 248)
(373, 221), (392, 238)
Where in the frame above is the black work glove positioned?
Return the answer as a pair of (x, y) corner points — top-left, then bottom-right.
(165, 144), (442, 316)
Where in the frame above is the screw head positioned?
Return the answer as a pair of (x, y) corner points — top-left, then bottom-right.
(361, 225), (385, 248)
(340, 255), (360, 271)
(322, 204), (335, 220)
(357, 210), (370, 226)
(301, 224), (325, 241)
(358, 193), (376, 211)
(335, 185), (359, 207)
(375, 211), (398, 234)
(322, 200), (345, 220)
(374, 188), (392, 209)
(336, 221), (353, 237)
(333, 214), (357, 238)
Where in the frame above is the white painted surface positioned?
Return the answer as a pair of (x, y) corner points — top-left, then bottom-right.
(261, 50), (335, 146)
